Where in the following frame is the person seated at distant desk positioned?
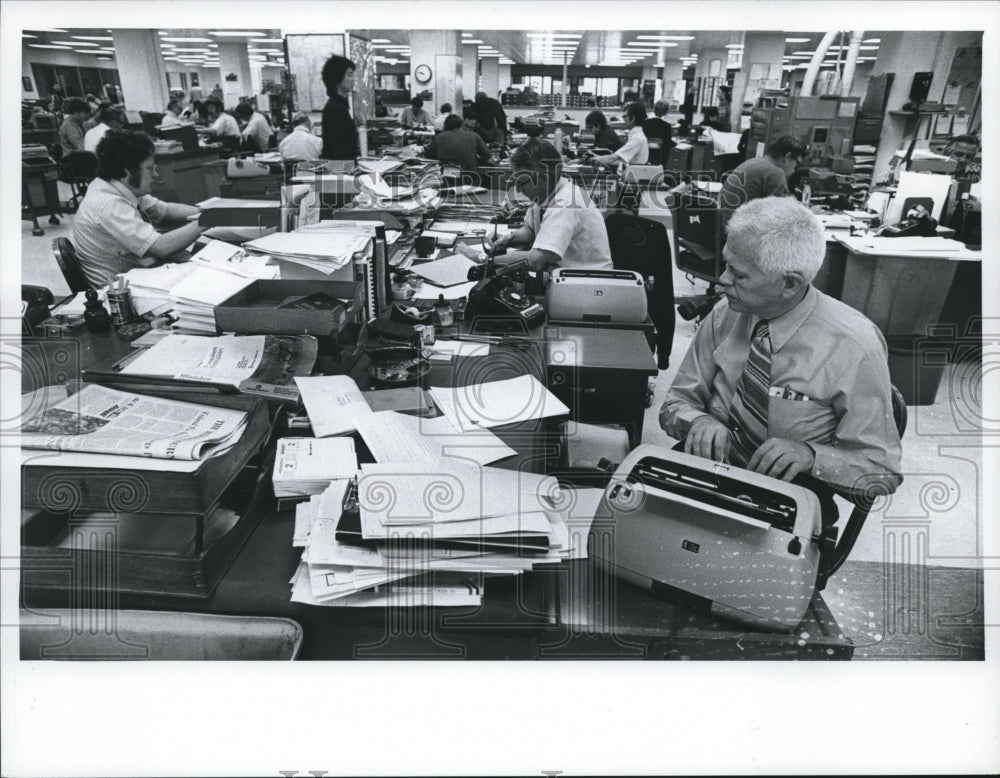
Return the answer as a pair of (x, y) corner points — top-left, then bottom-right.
(455, 138), (612, 272)
(72, 130), (208, 289)
(583, 110), (623, 153)
(641, 100), (674, 155)
(84, 107), (124, 153)
(234, 102), (272, 152)
(196, 97), (240, 141)
(423, 114), (496, 179)
(717, 135), (805, 211)
(433, 103), (453, 132)
(590, 102), (649, 167)
(58, 97), (91, 153)
(660, 196), (902, 525)
(279, 112), (323, 162)
(400, 96), (432, 128)
(160, 99), (185, 128)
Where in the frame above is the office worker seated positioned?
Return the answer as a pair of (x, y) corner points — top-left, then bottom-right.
(433, 103), (453, 132)
(320, 54), (360, 160)
(591, 102), (649, 167)
(400, 96), (431, 128)
(160, 99), (185, 128)
(197, 97), (240, 140)
(423, 114), (495, 177)
(72, 130), (207, 289)
(718, 135), (805, 211)
(660, 197), (902, 523)
(83, 107), (124, 153)
(583, 110), (623, 153)
(58, 97), (91, 153)
(456, 138), (612, 272)
(234, 102), (272, 152)
(279, 112), (323, 162)
(641, 100), (674, 153)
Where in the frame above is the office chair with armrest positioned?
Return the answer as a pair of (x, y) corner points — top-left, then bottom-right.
(51, 237), (90, 294)
(815, 384), (907, 590)
(671, 194), (727, 293)
(65, 150), (98, 210)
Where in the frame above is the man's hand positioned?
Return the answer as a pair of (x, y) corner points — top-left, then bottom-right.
(454, 242), (486, 262)
(684, 415), (730, 462)
(746, 438), (815, 481)
(488, 233), (512, 251)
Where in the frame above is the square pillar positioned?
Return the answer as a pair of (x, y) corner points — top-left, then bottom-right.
(110, 29), (170, 113)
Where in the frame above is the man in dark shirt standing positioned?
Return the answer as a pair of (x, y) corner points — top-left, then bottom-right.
(321, 55), (359, 161)
(424, 115), (496, 178)
(473, 91), (507, 146)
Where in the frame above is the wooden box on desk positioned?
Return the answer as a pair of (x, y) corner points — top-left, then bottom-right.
(21, 390), (275, 598)
(214, 279), (363, 338)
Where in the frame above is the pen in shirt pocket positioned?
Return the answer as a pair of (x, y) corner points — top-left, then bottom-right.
(769, 386), (810, 402)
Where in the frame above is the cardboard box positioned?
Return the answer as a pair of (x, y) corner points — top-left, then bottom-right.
(214, 279), (363, 337)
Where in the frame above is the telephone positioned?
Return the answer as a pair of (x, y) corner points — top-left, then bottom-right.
(464, 259), (545, 330)
(881, 204), (938, 238)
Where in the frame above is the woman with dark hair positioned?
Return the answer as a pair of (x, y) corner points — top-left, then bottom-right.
(716, 85), (733, 132)
(583, 110), (623, 152)
(320, 54), (359, 160)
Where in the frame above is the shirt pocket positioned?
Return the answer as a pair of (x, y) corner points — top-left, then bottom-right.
(768, 396), (837, 443)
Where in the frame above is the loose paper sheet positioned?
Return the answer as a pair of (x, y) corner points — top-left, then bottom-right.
(429, 374), (570, 431)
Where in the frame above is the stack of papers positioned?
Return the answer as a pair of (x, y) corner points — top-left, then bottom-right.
(288, 467), (601, 607)
(272, 437), (358, 499)
(169, 266), (257, 334)
(190, 240), (280, 279)
(429, 375), (570, 433)
(120, 263), (198, 317)
(243, 231), (372, 275)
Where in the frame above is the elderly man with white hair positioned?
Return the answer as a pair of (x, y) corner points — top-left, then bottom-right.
(660, 197), (902, 524)
(279, 112), (323, 161)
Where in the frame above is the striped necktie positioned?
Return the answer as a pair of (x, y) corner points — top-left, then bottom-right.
(728, 320), (771, 468)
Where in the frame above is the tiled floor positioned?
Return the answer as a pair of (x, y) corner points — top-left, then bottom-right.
(18, 190), (987, 658)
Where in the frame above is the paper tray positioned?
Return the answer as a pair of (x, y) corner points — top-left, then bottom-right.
(214, 279), (363, 337)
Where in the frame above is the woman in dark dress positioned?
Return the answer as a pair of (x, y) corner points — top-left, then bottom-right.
(320, 55), (359, 160)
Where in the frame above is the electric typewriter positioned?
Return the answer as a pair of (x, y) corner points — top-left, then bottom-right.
(546, 268), (648, 323)
(591, 445), (823, 631)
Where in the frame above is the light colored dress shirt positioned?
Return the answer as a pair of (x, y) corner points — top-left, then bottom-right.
(211, 112), (240, 137)
(433, 112), (451, 132)
(613, 125), (650, 165)
(660, 285), (903, 494)
(525, 177), (613, 270)
(279, 125), (323, 161)
(83, 122), (111, 153)
(72, 178), (170, 289)
(160, 111), (184, 128)
(400, 107), (432, 128)
(241, 111), (272, 151)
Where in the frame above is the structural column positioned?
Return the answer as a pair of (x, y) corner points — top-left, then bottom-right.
(480, 57), (500, 101)
(110, 29), (170, 113)
(218, 41), (253, 109)
(661, 62), (684, 107)
(731, 32), (785, 128)
(461, 43), (479, 104)
(411, 30), (463, 115)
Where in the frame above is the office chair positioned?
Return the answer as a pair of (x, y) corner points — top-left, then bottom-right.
(65, 150), (98, 210)
(51, 237), (90, 294)
(604, 211), (676, 370)
(20, 609), (304, 660)
(815, 384), (908, 590)
(671, 194), (727, 293)
(139, 111), (165, 135)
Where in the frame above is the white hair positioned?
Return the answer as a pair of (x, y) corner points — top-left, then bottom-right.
(725, 197), (825, 282)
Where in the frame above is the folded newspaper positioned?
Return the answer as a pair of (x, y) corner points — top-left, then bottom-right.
(21, 384), (248, 461)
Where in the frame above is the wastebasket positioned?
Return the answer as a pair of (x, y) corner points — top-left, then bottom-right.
(887, 335), (950, 406)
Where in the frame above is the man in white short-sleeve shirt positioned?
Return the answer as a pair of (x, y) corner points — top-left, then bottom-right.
(457, 138), (612, 271)
(73, 130), (208, 289)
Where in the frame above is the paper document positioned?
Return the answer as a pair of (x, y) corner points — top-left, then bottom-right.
(295, 375), (372, 437)
(409, 254), (477, 287)
(355, 411), (515, 466)
(413, 280), (477, 301)
(190, 240), (279, 279)
(170, 267), (256, 306)
(21, 384), (247, 461)
(273, 438), (358, 498)
(429, 374), (570, 431)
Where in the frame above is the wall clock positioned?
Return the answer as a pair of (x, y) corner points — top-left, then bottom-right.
(414, 64), (433, 84)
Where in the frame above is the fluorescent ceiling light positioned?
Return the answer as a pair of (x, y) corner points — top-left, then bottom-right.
(158, 31), (169, 36)
(35, 28), (69, 33)
(248, 48), (281, 53)
(462, 39), (484, 44)
(28, 44), (75, 49)
(636, 35), (694, 41)
(863, 38), (881, 43)
(785, 37), (812, 43)
(22, 33), (38, 38)
(161, 37), (212, 43)
(859, 45), (879, 50)
(54, 40), (98, 46)
(73, 36), (114, 41)
(725, 44), (744, 49)
(527, 33), (582, 38)
(251, 38), (283, 44)
(627, 42), (676, 47)
(208, 31), (266, 36)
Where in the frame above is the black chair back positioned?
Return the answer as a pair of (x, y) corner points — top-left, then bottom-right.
(51, 238), (90, 294)
(672, 194), (726, 287)
(67, 151), (98, 184)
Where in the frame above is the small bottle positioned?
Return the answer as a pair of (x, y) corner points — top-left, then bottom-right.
(553, 128), (564, 160)
(83, 288), (111, 332)
(435, 294), (454, 327)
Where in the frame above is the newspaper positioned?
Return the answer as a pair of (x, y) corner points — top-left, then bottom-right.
(21, 384), (248, 461)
